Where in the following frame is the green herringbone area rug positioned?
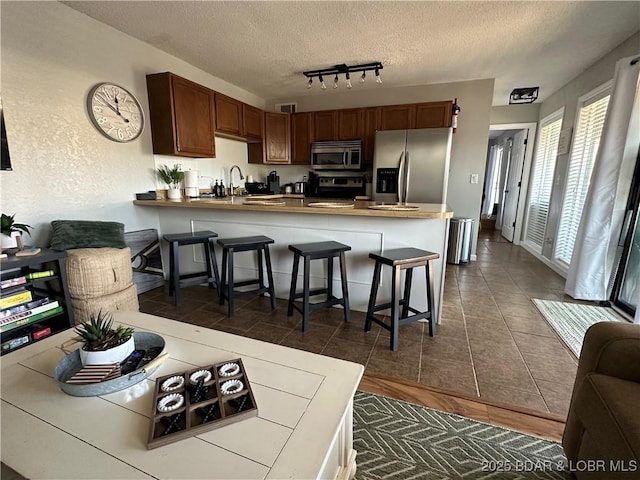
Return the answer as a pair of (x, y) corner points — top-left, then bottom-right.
(354, 392), (569, 479)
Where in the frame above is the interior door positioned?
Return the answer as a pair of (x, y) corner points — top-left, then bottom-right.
(501, 129), (528, 242)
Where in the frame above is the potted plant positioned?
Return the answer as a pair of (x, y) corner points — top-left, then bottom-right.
(1, 213), (31, 250)
(156, 164), (185, 200)
(74, 310), (135, 366)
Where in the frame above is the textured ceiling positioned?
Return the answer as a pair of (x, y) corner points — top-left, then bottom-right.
(63, 1), (640, 105)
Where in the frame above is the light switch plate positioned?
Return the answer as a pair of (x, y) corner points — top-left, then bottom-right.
(470, 174), (479, 184)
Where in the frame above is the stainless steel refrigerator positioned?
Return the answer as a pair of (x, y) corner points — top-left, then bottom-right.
(372, 128), (452, 203)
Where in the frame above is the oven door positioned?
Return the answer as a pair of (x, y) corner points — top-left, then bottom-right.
(311, 147), (348, 170)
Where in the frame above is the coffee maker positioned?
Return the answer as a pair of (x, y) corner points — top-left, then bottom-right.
(267, 171), (280, 194)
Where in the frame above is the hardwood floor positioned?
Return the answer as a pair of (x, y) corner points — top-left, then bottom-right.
(358, 373), (566, 442)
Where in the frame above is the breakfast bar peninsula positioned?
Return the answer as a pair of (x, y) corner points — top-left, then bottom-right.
(134, 196), (453, 317)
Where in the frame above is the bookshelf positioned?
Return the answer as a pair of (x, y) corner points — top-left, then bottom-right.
(0, 249), (75, 355)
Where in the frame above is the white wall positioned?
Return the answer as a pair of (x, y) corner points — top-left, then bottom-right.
(0, 2), (268, 246)
(268, 78), (496, 256)
(491, 104), (540, 124)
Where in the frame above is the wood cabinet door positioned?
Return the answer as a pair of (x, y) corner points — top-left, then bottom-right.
(171, 75), (216, 157)
(264, 112), (291, 164)
(337, 109), (364, 140)
(243, 104), (263, 140)
(313, 111), (337, 141)
(362, 107), (380, 165)
(379, 105), (416, 130)
(291, 112), (313, 165)
(415, 101), (453, 128)
(215, 93), (243, 136)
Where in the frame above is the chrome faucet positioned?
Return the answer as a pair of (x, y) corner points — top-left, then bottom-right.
(228, 165), (245, 196)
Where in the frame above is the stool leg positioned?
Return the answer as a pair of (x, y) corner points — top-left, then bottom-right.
(209, 240), (221, 298)
(302, 256), (311, 332)
(263, 245), (276, 310)
(390, 265), (401, 351)
(327, 256), (334, 300)
(365, 261), (382, 332)
(288, 253), (300, 317)
(204, 240), (218, 295)
(257, 248), (265, 295)
(402, 267), (413, 319)
(167, 241), (176, 297)
(227, 249), (235, 318)
(219, 248), (228, 306)
(171, 241), (181, 306)
(339, 251), (350, 323)
(425, 260), (436, 336)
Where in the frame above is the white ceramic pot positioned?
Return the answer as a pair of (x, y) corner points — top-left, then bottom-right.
(79, 335), (135, 366)
(1, 232), (20, 250)
(167, 188), (182, 200)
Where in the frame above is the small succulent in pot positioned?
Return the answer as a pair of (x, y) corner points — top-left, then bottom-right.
(1, 213), (32, 237)
(74, 310), (134, 352)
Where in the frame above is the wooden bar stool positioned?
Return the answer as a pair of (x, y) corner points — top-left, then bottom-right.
(364, 248), (439, 351)
(163, 230), (220, 306)
(217, 235), (276, 318)
(287, 241), (351, 332)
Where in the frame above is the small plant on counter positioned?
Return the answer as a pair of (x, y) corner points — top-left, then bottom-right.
(156, 164), (185, 190)
(74, 310), (134, 351)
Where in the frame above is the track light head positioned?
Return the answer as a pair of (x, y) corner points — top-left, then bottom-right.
(303, 61), (383, 91)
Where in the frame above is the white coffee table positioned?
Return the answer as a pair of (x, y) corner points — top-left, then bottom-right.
(0, 312), (363, 479)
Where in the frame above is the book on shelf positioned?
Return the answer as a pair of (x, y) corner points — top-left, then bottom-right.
(25, 270), (55, 280)
(0, 297), (51, 319)
(0, 276), (27, 289)
(0, 290), (33, 310)
(0, 306), (64, 334)
(0, 301), (60, 327)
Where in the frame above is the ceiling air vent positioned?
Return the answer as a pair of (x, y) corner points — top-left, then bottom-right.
(275, 103), (297, 113)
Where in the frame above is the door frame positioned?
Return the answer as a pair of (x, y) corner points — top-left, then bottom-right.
(488, 122), (537, 245)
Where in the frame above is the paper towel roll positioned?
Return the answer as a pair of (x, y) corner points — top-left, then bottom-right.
(184, 170), (199, 197)
(184, 170), (199, 188)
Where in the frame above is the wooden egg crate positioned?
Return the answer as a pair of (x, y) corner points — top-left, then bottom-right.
(147, 358), (258, 449)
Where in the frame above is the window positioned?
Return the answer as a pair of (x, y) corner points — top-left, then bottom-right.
(555, 85), (611, 267)
(524, 109), (563, 252)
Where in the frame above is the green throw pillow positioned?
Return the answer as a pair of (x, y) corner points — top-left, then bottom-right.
(50, 220), (126, 251)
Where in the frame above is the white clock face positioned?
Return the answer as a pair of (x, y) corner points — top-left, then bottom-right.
(87, 82), (144, 142)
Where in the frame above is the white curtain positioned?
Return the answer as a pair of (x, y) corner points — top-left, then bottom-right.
(482, 145), (501, 217)
(565, 55), (640, 300)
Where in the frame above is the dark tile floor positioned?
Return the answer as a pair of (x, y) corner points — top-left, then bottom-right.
(139, 230), (581, 418)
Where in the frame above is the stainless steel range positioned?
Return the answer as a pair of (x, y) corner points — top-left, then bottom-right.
(308, 172), (366, 199)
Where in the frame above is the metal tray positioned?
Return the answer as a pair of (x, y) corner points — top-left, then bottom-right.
(54, 332), (165, 397)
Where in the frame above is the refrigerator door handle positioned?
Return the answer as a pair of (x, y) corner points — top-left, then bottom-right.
(397, 151), (405, 203)
(403, 151), (411, 204)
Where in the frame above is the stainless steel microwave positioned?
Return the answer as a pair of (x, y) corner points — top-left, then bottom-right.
(311, 140), (362, 170)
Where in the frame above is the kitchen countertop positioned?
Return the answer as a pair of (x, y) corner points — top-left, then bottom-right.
(133, 195), (453, 219)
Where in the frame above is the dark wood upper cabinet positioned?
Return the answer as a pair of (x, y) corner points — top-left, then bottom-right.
(249, 112), (290, 164)
(337, 109), (364, 140)
(215, 93), (243, 137)
(146, 72), (216, 158)
(313, 111), (337, 141)
(242, 104), (263, 140)
(415, 101), (453, 128)
(379, 104), (417, 130)
(362, 107), (380, 165)
(291, 112), (313, 165)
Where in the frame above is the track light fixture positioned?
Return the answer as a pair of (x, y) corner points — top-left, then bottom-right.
(303, 62), (383, 90)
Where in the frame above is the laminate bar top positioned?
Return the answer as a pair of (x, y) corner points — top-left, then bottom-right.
(134, 197), (454, 219)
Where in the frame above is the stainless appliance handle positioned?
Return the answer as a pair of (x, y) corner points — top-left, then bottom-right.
(343, 151), (348, 169)
(403, 152), (411, 204)
(397, 151), (405, 203)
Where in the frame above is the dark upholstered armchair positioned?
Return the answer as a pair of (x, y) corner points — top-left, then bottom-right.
(562, 321), (640, 479)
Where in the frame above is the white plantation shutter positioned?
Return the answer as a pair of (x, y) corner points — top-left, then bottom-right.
(555, 90), (611, 266)
(524, 110), (563, 251)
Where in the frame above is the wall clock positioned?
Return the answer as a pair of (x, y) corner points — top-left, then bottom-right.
(87, 82), (144, 142)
